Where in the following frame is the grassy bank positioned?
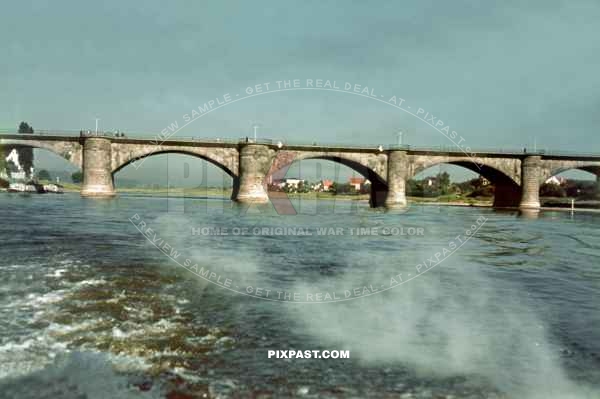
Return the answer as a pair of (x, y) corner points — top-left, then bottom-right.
(43, 184), (497, 204)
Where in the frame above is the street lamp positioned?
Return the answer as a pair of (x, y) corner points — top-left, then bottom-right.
(249, 120), (262, 142)
(397, 130), (403, 146)
(95, 118), (100, 135)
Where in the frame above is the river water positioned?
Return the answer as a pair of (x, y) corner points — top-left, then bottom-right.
(0, 193), (599, 398)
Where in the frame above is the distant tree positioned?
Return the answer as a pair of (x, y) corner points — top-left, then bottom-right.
(17, 121), (34, 177)
(329, 182), (338, 195)
(540, 183), (566, 198)
(71, 171), (83, 183)
(297, 180), (310, 193)
(37, 169), (51, 181)
(0, 156), (7, 174)
(18, 122), (34, 134)
(407, 179), (423, 196)
(468, 185), (495, 198)
(436, 171), (451, 194)
(422, 181), (439, 197)
(563, 179), (596, 199)
(335, 183), (355, 195)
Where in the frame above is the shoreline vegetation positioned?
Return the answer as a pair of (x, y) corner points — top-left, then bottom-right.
(79, 185), (498, 206)
(4, 184), (599, 211)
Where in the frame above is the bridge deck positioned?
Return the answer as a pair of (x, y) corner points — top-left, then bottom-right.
(1, 132), (600, 160)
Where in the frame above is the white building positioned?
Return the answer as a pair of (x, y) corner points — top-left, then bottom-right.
(545, 176), (565, 185)
(283, 178), (304, 189)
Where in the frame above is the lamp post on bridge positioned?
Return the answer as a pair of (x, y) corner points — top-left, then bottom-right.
(249, 120), (262, 142)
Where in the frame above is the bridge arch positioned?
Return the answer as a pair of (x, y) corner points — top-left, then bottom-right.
(541, 163), (600, 184)
(111, 149), (241, 199)
(538, 162), (600, 200)
(110, 143), (239, 179)
(268, 150), (389, 207)
(410, 156), (521, 185)
(0, 139), (82, 169)
(111, 149), (238, 178)
(408, 158), (522, 208)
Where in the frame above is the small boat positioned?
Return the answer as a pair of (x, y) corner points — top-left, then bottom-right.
(43, 183), (64, 193)
(7, 182), (27, 192)
(25, 184), (38, 193)
(25, 181), (46, 193)
(7, 181), (47, 193)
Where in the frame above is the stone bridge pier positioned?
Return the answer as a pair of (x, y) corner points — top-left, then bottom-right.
(235, 144), (273, 203)
(81, 137), (116, 197)
(384, 150), (408, 208)
(519, 155), (541, 209)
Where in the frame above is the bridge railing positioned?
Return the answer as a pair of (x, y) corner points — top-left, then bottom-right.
(1, 130), (600, 157)
(0, 129), (83, 136)
(274, 138), (386, 150)
(393, 145), (527, 154)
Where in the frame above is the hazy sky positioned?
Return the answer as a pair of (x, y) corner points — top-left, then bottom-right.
(2, 1), (599, 185)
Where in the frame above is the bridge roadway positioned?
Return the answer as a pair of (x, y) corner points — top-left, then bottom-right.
(1, 132), (599, 210)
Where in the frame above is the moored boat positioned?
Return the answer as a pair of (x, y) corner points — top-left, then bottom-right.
(7, 182), (27, 192)
(43, 183), (64, 193)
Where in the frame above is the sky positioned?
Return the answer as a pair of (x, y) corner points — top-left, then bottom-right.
(2, 0), (599, 185)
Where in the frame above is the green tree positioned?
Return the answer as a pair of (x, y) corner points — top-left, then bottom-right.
(407, 179), (423, 196)
(71, 171), (83, 183)
(297, 180), (310, 193)
(0, 156), (7, 174)
(540, 183), (566, 198)
(564, 179), (596, 199)
(468, 185), (495, 198)
(18, 121), (34, 134)
(329, 182), (338, 195)
(37, 169), (51, 181)
(436, 171), (451, 195)
(335, 183), (355, 195)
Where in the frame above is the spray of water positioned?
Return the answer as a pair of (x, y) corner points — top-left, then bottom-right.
(150, 207), (598, 398)
(290, 258), (597, 398)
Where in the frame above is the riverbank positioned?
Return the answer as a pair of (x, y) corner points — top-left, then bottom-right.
(4, 185), (599, 212)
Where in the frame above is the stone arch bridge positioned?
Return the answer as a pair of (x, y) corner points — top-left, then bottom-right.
(1, 133), (599, 210)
